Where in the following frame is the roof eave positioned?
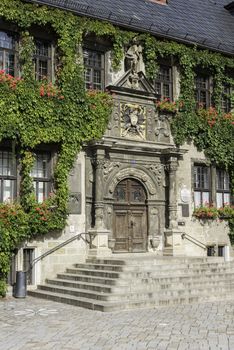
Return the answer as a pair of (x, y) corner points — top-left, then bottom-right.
(23, 0), (234, 57)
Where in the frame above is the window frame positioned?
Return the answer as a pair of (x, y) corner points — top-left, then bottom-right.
(0, 30), (17, 76)
(195, 73), (212, 109)
(83, 47), (105, 91)
(221, 83), (232, 113)
(33, 39), (52, 81)
(193, 164), (211, 207)
(154, 64), (173, 100)
(0, 149), (17, 202)
(216, 168), (231, 207)
(31, 151), (52, 203)
(193, 162), (232, 208)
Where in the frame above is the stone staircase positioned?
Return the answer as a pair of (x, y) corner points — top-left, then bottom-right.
(28, 255), (234, 312)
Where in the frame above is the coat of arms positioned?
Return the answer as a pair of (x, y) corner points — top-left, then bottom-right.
(121, 104), (146, 139)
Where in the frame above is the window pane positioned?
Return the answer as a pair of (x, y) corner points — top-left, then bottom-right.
(195, 75), (210, 107)
(194, 166), (209, 189)
(0, 51), (4, 70)
(38, 60), (48, 80)
(194, 192), (201, 207)
(0, 151), (15, 176)
(31, 153), (50, 178)
(216, 193), (223, 208)
(32, 153), (51, 202)
(224, 193), (230, 205)
(155, 65), (172, 99)
(83, 48), (104, 90)
(3, 179), (15, 202)
(34, 40), (50, 80)
(221, 84), (231, 113)
(155, 82), (161, 95)
(5, 52), (14, 75)
(35, 41), (49, 57)
(0, 31), (14, 50)
(163, 84), (170, 99)
(202, 192), (210, 205)
(37, 181), (48, 203)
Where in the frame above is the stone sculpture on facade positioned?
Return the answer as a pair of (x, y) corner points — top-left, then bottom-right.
(125, 38), (144, 89)
(121, 103), (146, 139)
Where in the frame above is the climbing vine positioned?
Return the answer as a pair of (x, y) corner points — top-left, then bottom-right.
(0, 0), (233, 296)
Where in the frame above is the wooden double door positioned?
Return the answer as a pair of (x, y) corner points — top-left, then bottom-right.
(113, 179), (148, 252)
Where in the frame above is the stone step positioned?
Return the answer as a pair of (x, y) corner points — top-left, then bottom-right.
(28, 288), (234, 312)
(57, 273), (122, 286)
(66, 266), (234, 279)
(30, 256), (234, 311)
(86, 256), (225, 266)
(75, 263), (124, 272)
(57, 271), (234, 287)
(40, 281), (234, 302)
(46, 278), (115, 293)
(66, 268), (120, 279)
(75, 261), (233, 273)
(46, 276), (234, 294)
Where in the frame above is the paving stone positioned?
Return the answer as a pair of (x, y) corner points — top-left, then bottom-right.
(1, 297), (234, 349)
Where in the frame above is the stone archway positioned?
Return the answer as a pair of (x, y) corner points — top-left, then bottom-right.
(112, 178), (148, 252)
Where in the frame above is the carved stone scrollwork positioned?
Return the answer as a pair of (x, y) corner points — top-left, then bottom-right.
(121, 103), (146, 139)
(165, 160), (178, 173)
(91, 158), (121, 180)
(147, 108), (154, 136)
(108, 168), (156, 195)
(91, 158), (106, 169)
(103, 161), (120, 180)
(155, 114), (170, 141)
(108, 106), (119, 131)
(147, 164), (163, 187)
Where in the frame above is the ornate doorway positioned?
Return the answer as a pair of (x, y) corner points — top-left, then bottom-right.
(113, 179), (148, 252)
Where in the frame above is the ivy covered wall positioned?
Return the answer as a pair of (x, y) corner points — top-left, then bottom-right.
(0, 0), (233, 296)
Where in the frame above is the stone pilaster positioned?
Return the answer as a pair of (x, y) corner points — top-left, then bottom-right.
(166, 157), (178, 230)
(88, 149), (111, 257)
(164, 156), (184, 256)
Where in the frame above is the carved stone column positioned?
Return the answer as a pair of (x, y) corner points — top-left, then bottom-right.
(164, 156), (184, 256)
(88, 149), (112, 257)
(167, 157), (178, 230)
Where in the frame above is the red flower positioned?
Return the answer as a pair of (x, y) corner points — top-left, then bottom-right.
(40, 86), (45, 97)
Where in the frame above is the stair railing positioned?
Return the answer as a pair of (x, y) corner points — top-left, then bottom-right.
(181, 233), (207, 250)
(28, 231), (94, 272)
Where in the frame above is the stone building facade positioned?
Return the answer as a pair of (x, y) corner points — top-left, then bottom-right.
(2, 0), (233, 287)
(17, 41), (231, 287)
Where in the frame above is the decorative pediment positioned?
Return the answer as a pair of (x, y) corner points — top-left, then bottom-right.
(113, 70), (156, 95)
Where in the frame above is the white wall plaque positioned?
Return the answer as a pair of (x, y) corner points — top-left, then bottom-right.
(180, 185), (191, 203)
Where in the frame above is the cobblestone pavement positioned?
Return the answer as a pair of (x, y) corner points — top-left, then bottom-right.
(1, 297), (234, 350)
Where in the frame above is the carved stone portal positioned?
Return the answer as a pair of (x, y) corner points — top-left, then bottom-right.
(121, 103), (146, 139)
(108, 168), (157, 196)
